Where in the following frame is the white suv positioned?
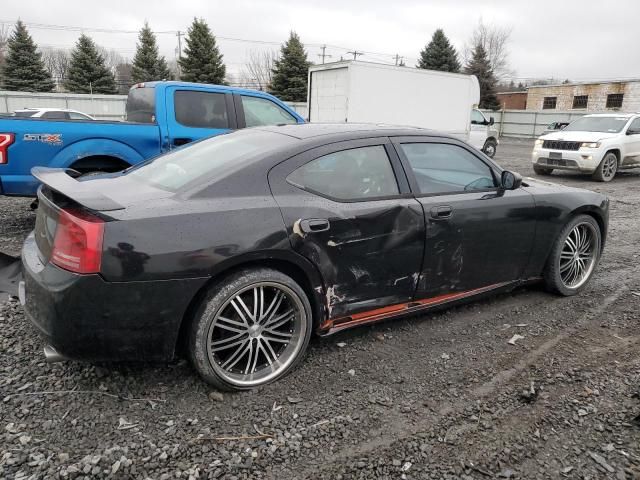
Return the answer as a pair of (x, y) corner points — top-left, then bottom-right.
(532, 113), (640, 182)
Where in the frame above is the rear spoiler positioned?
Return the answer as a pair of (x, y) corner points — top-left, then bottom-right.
(31, 167), (125, 211)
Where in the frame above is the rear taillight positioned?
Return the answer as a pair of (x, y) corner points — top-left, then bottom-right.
(0, 133), (15, 164)
(51, 208), (105, 274)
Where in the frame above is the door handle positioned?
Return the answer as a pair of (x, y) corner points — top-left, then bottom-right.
(300, 218), (330, 233)
(172, 137), (193, 147)
(430, 205), (453, 219)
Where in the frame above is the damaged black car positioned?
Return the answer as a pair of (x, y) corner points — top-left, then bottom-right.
(17, 124), (608, 390)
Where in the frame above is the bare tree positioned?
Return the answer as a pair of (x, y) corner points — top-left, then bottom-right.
(463, 19), (513, 79)
(0, 24), (9, 70)
(40, 47), (71, 87)
(96, 46), (125, 76)
(239, 49), (278, 91)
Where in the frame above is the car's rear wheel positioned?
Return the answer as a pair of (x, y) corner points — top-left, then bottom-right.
(533, 165), (553, 175)
(188, 268), (312, 390)
(592, 152), (618, 182)
(482, 139), (497, 158)
(543, 215), (601, 296)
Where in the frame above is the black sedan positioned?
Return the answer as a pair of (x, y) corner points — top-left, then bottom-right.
(20, 124), (609, 390)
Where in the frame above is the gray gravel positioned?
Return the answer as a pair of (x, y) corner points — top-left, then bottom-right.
(1, 138), (639, 479)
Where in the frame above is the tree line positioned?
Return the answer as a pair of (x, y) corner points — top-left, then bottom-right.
(0, 18), (506, 109)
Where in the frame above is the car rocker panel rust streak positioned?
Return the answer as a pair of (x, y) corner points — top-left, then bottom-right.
(16, 124), (609, 390)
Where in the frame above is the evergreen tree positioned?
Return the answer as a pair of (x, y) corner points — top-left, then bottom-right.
(178, 18), (225, 84)
(64, 34), (116, 94)
(2, 20), (54, 92)
(465, 43), (500, 110)
(269, 32), (310, 102)
(417, 29), (461, 73)
(131, 22), (171, 83)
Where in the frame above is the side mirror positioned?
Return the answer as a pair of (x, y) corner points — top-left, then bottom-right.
(501, 170), (522, 190)
(626, 128), (640, 135)
(488, 116), (495, 126)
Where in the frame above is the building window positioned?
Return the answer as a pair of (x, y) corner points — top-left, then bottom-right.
(543, 97), (557, 109)
(606, 94), (624, 109)
(572, 95), (588, 109)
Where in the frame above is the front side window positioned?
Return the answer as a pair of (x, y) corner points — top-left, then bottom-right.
(174, 90), (228, 129)
(543, 97), (557, 109)
(400, 143), (496, 194)
(627, 118), (640, 133)
(287, 145), (399, 201)
(242, 96), (297, 127)
(470, 109), (486, 125)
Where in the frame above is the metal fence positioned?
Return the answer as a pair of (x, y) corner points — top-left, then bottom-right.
(480, 109), (593, 138)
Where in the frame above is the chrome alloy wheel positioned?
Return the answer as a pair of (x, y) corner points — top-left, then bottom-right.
(206, 282), (307, 387)
(602, 154), (617, 180)
(559, 222), (598, 289)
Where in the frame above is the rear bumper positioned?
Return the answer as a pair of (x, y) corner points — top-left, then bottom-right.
(21, 233), (208, 362)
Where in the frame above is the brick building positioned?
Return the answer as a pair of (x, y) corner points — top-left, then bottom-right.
(496, 91), (527, 109)
(526, 80), (640, 112)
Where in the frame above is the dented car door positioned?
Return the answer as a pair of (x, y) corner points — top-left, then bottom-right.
(269, 137), (425, 321)
(392, 137), (536, 299)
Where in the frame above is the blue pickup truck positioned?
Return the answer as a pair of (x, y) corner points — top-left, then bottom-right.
(0, 81), (305, 196)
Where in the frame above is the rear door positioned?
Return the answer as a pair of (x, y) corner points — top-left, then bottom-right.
(269, 137), (425, 321)
(392, 137), (536, 299)
(164, 86), (237, 148)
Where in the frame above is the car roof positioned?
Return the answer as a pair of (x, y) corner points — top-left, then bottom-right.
(253, 123), (447, 140)
(584, 113), (635, 118)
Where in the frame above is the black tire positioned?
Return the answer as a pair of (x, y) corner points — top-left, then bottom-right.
(533, 164), (553, 176)
(188, 268), (313, 391)
(592, 151), (618, 182)
(482, 139), (497, 158)
(543, 214), (601, 296)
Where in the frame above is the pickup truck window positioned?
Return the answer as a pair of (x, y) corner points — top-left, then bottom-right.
(41, 111), (69, 120)
(242, 96), (297, 127)
(126, 87), (156, 124)
(175, 90), (229, 129)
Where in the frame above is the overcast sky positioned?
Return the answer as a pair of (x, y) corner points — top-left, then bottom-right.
(1, 0), (637, 83)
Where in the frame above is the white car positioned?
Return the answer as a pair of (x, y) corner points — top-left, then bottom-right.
(532, 113), (640, 182)
(13, 108), (95, 121)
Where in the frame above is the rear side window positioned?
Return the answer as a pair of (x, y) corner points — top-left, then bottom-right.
(175, 90), (228, 129)
(287, 145), (399, 201)
(400, 143), (496, 194)
(41, 111), (69, 120)
(126, 87), (156, 123)
(242, 96), (297, 127)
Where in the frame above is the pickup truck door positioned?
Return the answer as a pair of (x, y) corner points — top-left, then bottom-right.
(163, 86), (237, 148)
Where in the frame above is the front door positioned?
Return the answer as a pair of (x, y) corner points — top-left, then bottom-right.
(164, 86), (236, 148)
(468, 109), (489, 149)
(623, 118), (640, 166)
(392, 137), (536, 299)
(269, 138), (425, 321)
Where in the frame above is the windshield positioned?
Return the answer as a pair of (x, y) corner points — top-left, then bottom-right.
(126, 87), (156, 123)
(128, 129), (294, 192)
(563, 116), (629, 133)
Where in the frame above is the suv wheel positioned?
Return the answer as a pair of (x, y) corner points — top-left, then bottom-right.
(188, 268), (312, 390)
(592, 152), (618, 182)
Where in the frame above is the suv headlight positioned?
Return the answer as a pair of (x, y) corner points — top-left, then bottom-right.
(581, 142), (601, 148)
(534, 139), (544, 147)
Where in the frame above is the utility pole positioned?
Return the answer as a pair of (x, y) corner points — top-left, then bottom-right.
(347, 50), (363, 61)
(176, 30), (184, 78)
(318, 45), (332, 64)
(394, 54), (404, 66)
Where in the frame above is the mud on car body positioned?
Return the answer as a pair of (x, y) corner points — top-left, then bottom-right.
(17, 124), (609, 390)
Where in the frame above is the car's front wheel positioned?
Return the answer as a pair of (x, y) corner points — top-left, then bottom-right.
(533, 165), (553, 175)
(543, 215), (601, 296)
(188, 268), (312, 390)
(592, 152), (618, 182)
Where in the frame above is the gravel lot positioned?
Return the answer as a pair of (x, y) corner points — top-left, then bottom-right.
(1, 138), (639, 479)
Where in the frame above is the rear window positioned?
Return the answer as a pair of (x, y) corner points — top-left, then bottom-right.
(127, 129), (293, 192)
(126, 87), (156, 123)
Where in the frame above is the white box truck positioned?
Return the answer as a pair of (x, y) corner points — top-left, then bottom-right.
(307, 61), (499, 157)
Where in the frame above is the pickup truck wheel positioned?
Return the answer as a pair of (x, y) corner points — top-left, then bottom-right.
(592, 152), (618, 182)
(188, 268), (312, 391)
(482, 139), (497, 158)
(533, 165), (553, 175)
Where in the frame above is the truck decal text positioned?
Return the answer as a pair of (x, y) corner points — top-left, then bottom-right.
(23, 133), (63, 145)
